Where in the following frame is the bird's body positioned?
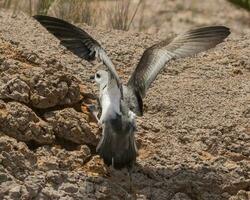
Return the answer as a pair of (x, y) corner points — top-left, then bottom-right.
(97, 99), (137, 169)
(34, 15), (230, 170)
(94, 70), (137, 169)
(99, 82), (121, 124)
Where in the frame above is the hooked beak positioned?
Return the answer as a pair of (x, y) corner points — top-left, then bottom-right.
(89, 75), (95, 84)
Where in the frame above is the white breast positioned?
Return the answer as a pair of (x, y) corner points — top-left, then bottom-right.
(99, 86), (121, 123)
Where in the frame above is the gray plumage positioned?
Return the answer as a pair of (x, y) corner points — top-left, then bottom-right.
(34, 15), (230, 169)
(127, 26), (231, 115)
(96, 101), (137, 169)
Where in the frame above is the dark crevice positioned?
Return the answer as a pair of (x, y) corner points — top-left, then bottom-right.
(0, 98), (21, 104)
(53, 136), (98, 156)
(31, 97), (98, 119)
(54, 135), (82, 151)
(0, 92), (97, 119)
(52, 136), (98, 166)
(0, 98), (73, 120)
(88, 143), (98, 156)
(25, 135), (98, 158)
(32, 104), (74, 120)
(26, 140), (44, 151)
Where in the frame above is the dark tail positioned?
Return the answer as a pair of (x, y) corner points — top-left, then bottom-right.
(96, 119), (137, 169)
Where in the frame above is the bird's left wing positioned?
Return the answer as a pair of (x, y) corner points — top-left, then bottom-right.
(128, 26), (230, 99)
(33, 15), (121, 88)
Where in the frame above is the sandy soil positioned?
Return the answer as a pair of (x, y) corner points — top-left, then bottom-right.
(0, 1), (250, 199)
(135, 0), (250, 36)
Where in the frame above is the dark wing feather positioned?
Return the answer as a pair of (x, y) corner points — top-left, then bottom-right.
(128, 26), (230, 98)
(33, 15), (121, 87)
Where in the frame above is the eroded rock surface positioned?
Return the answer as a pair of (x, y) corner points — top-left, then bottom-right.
(0, 100), (54, 144)
(44, 108), (99, 145)
(0, 57), (81, 109)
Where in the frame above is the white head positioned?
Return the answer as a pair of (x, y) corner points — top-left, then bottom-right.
(94, 70), (109, 89)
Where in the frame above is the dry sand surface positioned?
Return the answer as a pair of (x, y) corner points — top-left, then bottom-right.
(0, 0), (250, 199)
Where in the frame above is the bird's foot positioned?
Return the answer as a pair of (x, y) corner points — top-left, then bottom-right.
(86, 104), (101, 123)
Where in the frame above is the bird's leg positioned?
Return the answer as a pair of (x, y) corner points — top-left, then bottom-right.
(93, 111), (100, 123)
(127, 167), (134, 194)
(111, 157), (115, 169)
(86, 104), (102, 127)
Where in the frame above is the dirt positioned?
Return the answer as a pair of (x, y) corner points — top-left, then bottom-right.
(134, 0), (250, 36)
(0, 0), (250, 199)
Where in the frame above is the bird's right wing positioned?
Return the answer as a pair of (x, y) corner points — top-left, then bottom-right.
(128, 26), (230, 98)
(33, 15), (121, 88)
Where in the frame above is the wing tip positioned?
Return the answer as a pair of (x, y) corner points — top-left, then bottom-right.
(224, 26), (231, 37)
(185, 25), (231, 42)
(214, 25), (231, 37)
(33, 14), (47, 21)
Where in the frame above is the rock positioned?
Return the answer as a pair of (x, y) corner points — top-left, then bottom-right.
(0, 76), (30, 103)
(171, 193), (192, 200)
(36, 145), (91, 170)
(59, 183), (78, 193)
(44, 108), (98, 145)
(7, 184), (27, 199)
(0, 57), (81, 109)
(229, 190), (250, 200)
(24, 172), (46, 198)
(28, 65), (81, 109)
(0, 100), (54, 144)
(0, 136), (36, 180)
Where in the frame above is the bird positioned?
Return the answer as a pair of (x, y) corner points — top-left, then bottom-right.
(33, 15), (230, 170)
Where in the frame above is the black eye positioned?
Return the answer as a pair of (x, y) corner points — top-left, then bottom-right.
(96, 73), (101, 78)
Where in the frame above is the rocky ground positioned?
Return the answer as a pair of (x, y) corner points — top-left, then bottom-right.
(0, 1), (250, 199)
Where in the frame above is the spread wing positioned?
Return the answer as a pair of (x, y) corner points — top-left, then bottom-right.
(33, 15), (121, 87)
(128, 26), (230, 98)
